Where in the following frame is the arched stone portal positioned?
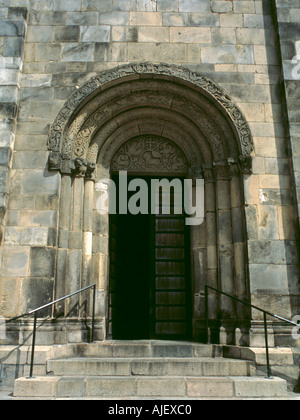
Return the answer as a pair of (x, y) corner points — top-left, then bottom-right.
(48, 63), (254, 342)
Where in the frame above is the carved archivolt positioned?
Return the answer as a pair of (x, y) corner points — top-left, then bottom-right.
(92, 110), (205, 169)
(111, 135), (188, 174)
(47, 63), (254, 177)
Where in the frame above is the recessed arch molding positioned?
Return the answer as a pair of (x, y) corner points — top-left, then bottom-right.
(47, 62), (254, 178)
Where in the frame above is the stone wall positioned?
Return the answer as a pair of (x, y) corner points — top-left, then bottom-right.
(0, 5), (27, 248)
(274, 0), (300, 228)
(0, 0), (299, 343)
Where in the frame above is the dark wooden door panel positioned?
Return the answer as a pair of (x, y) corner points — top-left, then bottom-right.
(151, 179), (191, 339)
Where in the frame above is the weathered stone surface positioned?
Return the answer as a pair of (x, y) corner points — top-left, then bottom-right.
(54, 26), (80, 42)
(57, 377), (84, 398)
(4, 226), (49, 246)
(0, 20), (26, 37)
(187, 377), (234, 397)
(211, 1), (233, 13)
(20, 277), (53, 314)
(234, 377), (287, 398)
(29, 246), (56, 278)
(0, 246), (30, 277)
(3, 37), (24, 57)
(248, 239), (298, 265)
(249, 263), (299, 295)
(137, 0), (157, 12)
(80, 25), (111, 42)
(179, 0), (210, 13)
(202, 45), (254, 64)
(21, 170), (60, 195)
(13, 377), (59, 398)
(12, 151), (49, 169)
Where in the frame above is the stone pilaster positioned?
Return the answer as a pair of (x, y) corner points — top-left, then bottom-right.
(272, 0), (300, 235)
(0, 6), (27, 244)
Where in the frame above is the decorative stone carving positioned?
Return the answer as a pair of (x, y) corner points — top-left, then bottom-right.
(86, 162), (97, 179)
(48, 151), (96, 179)
(238, 155), (253, 174)
(72, 158), (88, 177)
(111, 135), (188, 174)
(61, 155), (74, 174)
(47, 63), (254, 167)
(48, 152), (61, 171)
(189, 167), (203, 180)
(213, 161), (231, 180)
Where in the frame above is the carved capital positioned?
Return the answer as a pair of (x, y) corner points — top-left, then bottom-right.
(202, 163), (215, 183)
(48, 152), (61, 171)
(238, 155), (252, 174)
(188, 167), (203, 186)
(213, 161), (230, 180)
(189, 166), (203, 180)
(86, 162), (96, 180)
(61, 156), (75, 175)
(228, 160), (240, 177)
(72, 158), (88, 177)
(48, 153), (96, 180)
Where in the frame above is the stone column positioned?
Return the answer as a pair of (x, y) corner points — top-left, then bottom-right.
(203, 165), (218, 318)
(91, 167), (110, 339)
(81, 178), (94, 319)
(199, 164), (220, 342)
(54, 174), (71, 316)
(189, 168), (206, 339)
(229, 163), (248, 302)
(229, 161), (250, 344)
(215, 162), (235, 343)
(82, 179), (94, 287)
(65, 176), (84, 317)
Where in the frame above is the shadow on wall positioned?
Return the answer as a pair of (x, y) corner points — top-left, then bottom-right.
(266, 0), (300, 320)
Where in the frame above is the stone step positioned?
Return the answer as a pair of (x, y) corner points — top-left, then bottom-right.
(67, 341), (222, 359)
(13, 375), (288, 399)
(47, 357), (255, 377)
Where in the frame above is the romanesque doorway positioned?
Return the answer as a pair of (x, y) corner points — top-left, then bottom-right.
(47, 63), (253, 343)
(108, 174), (192, 340)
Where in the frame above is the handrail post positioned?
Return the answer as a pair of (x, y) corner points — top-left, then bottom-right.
(203, 284), (298, 380)
(5, 283), (97, 380)
(205, 285), (210, 344)
(91, 284), (96, 343)
(29, 311), (37, 378)
(263, 311), (272, 378)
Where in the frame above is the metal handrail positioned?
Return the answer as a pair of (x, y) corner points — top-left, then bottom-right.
(205, 285), (299, 378)
(1, 283), (97, 378)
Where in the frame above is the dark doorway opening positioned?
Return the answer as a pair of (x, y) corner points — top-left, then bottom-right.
(110, 211), (151, 339)
(108, 175), (191, 340)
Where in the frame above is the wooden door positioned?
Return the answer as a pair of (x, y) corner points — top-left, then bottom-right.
(109, 176), (191, 340)
(150, 179), (191, 339)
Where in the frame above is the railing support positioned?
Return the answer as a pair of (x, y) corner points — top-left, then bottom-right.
(263, 311), (272, 378)
(205, 285), (210, 344)
(91, 284), (96, 343)
(4, 283), (97, 379)
(29, 312), (37, 379)
(204, 285), (298, 379)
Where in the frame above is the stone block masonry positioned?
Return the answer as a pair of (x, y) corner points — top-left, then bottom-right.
(0, 6), (27, 249)
(274, 0), (300, 231)
(0, 0), (298, 351)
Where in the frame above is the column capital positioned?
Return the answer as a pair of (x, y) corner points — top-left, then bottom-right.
(48, 152), (96, 180)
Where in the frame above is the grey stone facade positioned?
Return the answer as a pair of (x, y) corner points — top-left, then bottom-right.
(0, 0), (299, 354)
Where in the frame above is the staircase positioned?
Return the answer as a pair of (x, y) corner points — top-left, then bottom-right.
(13, 340), (288, 399)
